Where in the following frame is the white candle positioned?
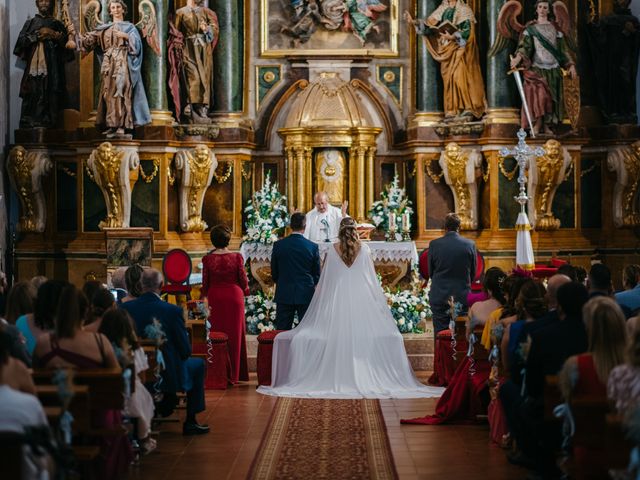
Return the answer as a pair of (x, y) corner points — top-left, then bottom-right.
(402, 212), (410, 231)
(389, 212), (396, 231)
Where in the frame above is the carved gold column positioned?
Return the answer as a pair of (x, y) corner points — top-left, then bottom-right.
(86, 142), (140, 229)
(6, 146), (52, 233)
(174, 145), (217, 232)
(607, 141), (640, 228)
(365, 147), (376, 214)
(285, 146), (296, 210)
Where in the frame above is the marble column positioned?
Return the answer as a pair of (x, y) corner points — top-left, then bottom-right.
(414, 0), (443, 122)
(485, 0), (519, 124)
(210, 0), (244, 113)
(142, 0), (173, 125)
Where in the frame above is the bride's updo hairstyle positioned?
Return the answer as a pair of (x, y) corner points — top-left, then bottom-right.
(338, 217), (360, 266)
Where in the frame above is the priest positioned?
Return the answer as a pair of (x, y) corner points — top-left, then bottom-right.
(304, 192), (348, 243)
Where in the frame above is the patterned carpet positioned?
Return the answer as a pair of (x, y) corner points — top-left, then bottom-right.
(247, 398), (398, 480)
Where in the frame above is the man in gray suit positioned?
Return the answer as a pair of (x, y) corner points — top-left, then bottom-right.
(428, 213), (477, 334)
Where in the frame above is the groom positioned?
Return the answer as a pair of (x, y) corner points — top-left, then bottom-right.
(271, 212), (321, 330)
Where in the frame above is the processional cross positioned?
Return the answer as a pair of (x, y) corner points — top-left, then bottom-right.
(499, 129), (545, 269)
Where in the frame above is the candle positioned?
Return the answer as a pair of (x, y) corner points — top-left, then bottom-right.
(389, 212), (396, 231)
(402, 212), (410, 231)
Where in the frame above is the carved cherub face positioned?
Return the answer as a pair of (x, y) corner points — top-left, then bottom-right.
(545, 140), (560, 160)
(98, 143), (115, 158)
(194, 146), (210, 164)
(36, 0), (52, 16)
(446, 143), (461, 160)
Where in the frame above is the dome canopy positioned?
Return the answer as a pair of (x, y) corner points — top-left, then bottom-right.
(283, 72), (370, 129)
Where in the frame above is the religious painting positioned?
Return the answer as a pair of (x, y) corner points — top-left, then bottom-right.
(105, 228), (154, 268)
(261, 0), (399, 57)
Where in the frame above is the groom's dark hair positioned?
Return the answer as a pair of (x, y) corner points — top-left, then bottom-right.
(290, 212), (306, 231)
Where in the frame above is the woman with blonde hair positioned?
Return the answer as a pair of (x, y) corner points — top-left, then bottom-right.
(258, 217), (443, 399)
(560, 296), (627, 399)
(608, 315), (640, 415)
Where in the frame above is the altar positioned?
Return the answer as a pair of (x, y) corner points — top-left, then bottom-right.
(240, 241), (419, 294)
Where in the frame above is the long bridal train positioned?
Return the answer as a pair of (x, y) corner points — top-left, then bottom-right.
(258, 244), (444, 399)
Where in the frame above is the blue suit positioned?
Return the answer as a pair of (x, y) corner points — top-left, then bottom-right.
(271, 233), (321, 330)
(121, 292), (205, 416)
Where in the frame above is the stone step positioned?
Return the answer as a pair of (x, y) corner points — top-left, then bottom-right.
(246, 333), (434, 373)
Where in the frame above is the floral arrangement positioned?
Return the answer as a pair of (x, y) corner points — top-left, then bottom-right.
(384, 288), (431, 334)
(243, 173), (289, 245)
(245, 291), (277, 334)
(368, 174), (414, 233)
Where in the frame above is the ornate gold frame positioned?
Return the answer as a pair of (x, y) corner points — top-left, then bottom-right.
(260, 0), (399, 58)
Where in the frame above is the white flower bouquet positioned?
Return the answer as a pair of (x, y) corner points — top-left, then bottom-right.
(384, 288), (431, 334)
(368, 174), (414, 234)
(243, 173), (289, 245)
(245, 291), (277, 334)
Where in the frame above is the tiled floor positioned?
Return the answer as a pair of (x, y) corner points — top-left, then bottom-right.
(127, 375), (525, 480)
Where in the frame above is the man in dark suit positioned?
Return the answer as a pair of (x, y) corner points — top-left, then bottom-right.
(271, 212), (321, 330)
(427, 213), (477, 333)
(121, 269), (208, 435)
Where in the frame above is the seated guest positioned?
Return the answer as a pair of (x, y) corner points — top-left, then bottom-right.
(99, 309), (156, 454)
(480, 274), (528, 350)
(560, 296), (627, 398)
(84, 287), (116, 333)
(82, 280), (103, 305)
(556, 264), (577, 282)
(33, 285), (131, 480)
(110, 267), (129, 304)
(4, 281), (37, 325)
(575, 266), (587, 286)
(505, 282), (589, 478)
(465, 267), (506, 337)
(122, 264), (144, 303)
(558, 296), (627, 478)
(0, 326), (36, 394)
(0, 331), (51, 480)
(616, 264), (640, 316)
(588, 263), (613, 298)
(609, 317), (640, 415)
(16, 280), (68, 355)
(121, 269), (209, 435)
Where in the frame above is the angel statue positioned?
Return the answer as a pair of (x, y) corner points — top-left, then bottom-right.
(79, 0), (160, 137)
(168, 0), (219, 124)
(343, 0), (388, 46)
(490, 0), (578, 136)
(404, 0), (486, 123)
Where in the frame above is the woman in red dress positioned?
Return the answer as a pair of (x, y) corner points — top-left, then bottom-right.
(201, 225), (249, 384)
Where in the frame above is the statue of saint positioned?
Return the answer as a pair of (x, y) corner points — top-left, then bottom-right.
(492, 0), (578, 135)
(13, 0), (73, 129)
(78, 0), (152, 137)
(169, 0), (219, 123)
(586, 0), (640, 124)
(404, 0), (486, 122)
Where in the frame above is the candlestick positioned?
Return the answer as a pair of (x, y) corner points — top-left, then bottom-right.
(402, 212), (410, 232)
(389, 212), (396, 231)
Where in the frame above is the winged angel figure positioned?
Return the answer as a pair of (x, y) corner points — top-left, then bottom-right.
(79, 0), (160, 137)
(489, 0), (579, 135)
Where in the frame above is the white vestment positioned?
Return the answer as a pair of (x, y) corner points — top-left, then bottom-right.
(257, 244), (444, 399)
(303, 205), (343, 243)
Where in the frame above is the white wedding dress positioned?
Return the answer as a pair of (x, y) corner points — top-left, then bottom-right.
(257, 243), (444, 399)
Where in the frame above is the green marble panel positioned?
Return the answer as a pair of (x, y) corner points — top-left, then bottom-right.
(83, 171), (106, 232)
(498, 157), (520, 229)
(141, 0), (169, 112)
(378, 66), (402, 106)
(257, 66), (281, 109)
(130, 161), (160, 230)
(56, 164), (77, 232)
(554, 169), (575, 229)
(416, 0), (443, 112)
(211, 0), (244, 112)
(486, 0), (517, 108)
(580, 157), (602, 229)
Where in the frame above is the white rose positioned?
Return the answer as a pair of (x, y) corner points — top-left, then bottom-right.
(398, 307), (405, 313)
(420, 311), (427, 318)
(257, 322), (264, 330)
(398, 318), (405, 326)
(258, 313), (265, 320)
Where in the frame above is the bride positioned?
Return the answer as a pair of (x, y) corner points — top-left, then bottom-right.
(258, 218), (443, 399)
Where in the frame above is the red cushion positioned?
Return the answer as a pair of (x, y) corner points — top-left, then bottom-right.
(208, 331), (228, 343)
(436, 329), (452, 339)
(550, 258), (567, 267)
(257, 330), (285, 344)
(532, 267), (558, 279)
(162, 249), (192, 285)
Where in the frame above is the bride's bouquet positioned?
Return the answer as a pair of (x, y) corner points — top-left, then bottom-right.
(368, 174), (414, 234)
(243, 173), (289, 245)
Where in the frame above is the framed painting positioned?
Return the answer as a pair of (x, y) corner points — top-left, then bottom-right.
(105, 227), (154, 269)
(261, 0), (398, 57)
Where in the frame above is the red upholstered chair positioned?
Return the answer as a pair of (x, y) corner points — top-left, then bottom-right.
(204, 331), (231, 389)
(257, 330), (285, 386)
(161, 249), (192, 298)
(428, 318), (469, 387)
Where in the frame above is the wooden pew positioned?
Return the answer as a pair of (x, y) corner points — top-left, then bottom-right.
(35, 384), (92, 435)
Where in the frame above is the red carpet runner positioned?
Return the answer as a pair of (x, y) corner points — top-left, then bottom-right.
(247, 398), (398, 480)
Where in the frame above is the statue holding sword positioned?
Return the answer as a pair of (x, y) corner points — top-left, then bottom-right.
(489, 0), (579, 137)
